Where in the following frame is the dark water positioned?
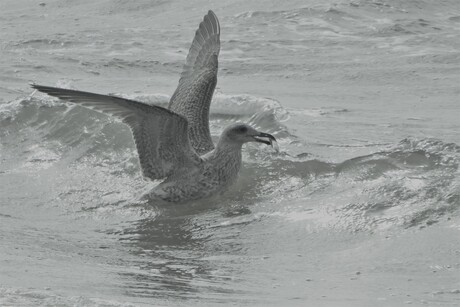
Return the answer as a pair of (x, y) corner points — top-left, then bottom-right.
(1, 0), (459, 306)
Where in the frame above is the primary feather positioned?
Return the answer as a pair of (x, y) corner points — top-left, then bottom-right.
(169, 10), (220, 155)
(31, 84), (201, 181)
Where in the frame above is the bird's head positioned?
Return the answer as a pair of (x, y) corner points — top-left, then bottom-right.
(222, 123), (277, 149)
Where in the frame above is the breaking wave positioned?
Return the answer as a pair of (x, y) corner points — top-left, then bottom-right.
(1, 94), (458, 231)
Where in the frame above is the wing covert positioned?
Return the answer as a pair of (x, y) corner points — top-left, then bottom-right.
(31, 84), (201, 181)
(169, 10), (220, 155)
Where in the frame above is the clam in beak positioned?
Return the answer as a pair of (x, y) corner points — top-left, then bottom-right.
(253, 132), (279, 152)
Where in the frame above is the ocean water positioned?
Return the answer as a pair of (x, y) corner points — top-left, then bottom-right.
(1, 0), (459, 306)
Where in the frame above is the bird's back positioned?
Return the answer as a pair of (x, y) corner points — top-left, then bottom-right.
(151, 143), (242, 202)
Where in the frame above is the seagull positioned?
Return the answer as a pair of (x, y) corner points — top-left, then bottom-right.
(31, 11), (277, 203)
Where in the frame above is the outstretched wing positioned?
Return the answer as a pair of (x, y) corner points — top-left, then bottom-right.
(169, 10), (220, 155)
(31, 84), (201, 181)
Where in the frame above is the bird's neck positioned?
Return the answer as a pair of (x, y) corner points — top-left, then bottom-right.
(202, 140), (243, 187)
(203, 138), (242, 162)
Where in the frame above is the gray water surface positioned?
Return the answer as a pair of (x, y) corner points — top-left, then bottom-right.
(1, 0), (460, 306)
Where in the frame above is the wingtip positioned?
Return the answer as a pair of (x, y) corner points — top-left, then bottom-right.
(205, 10), (220, 34)
(30, 84), (42, 92)
(30, 83), (48, 90)
(30, 83), (46, 91)
(28, 82), (38, 97)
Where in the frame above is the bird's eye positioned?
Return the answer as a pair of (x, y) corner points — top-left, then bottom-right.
(238, 126), (248, 133)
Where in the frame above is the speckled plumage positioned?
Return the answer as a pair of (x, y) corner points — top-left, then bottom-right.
(149, 126), (244, 202)
(169, 10), (220, 155)
(31, 11), (276, 203)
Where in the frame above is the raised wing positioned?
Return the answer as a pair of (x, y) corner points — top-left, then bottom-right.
(169, 10), (220, 155)
(31, 84), (201, 181)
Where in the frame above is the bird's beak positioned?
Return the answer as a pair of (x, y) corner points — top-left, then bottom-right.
(253, 132), (278, 151)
